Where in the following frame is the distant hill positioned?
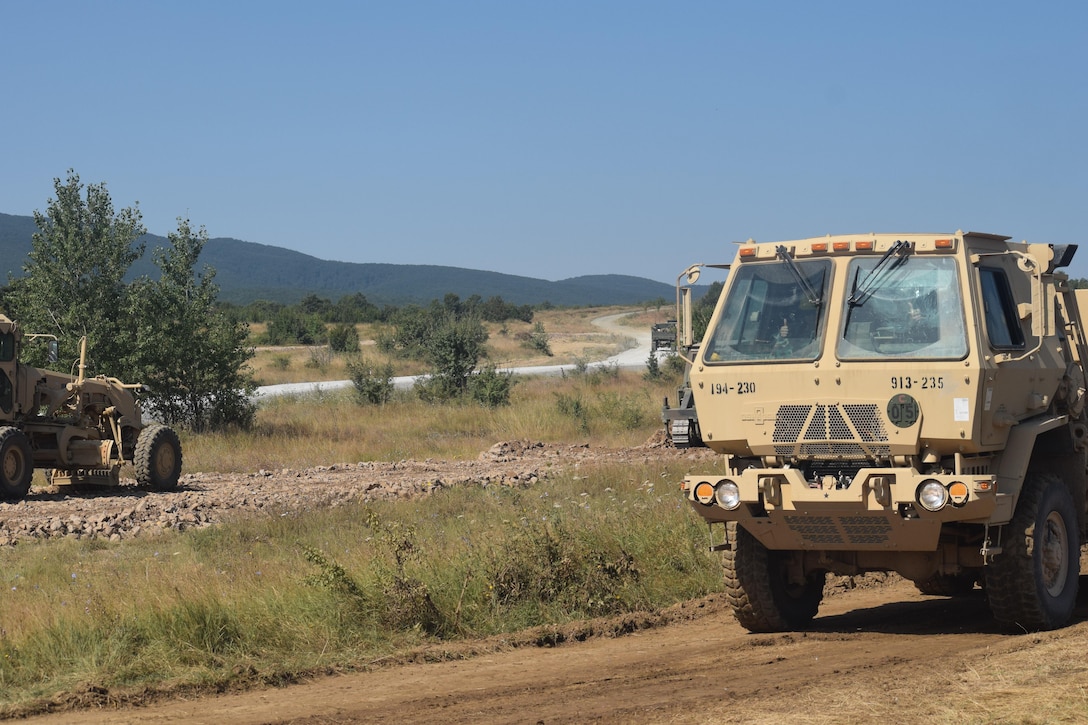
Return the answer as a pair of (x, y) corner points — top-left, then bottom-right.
(0, 212), (674, 306)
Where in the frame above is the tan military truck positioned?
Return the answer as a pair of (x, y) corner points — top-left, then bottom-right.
(681, 231), (1088, 632)
(0, 314), (182, 500)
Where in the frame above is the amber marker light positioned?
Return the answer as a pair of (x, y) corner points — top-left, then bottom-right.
(832, 241), (851, 251)
(935, 238), (954, 248)
(738, 247), (757, 258)
(855, 240), (874, 251)
(694, 481), (716, 504)
(811, 242), (828, 252)
(948, 481), (969, 506)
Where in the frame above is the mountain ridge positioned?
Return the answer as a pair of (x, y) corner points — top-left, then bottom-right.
(0, 212), (673, 306)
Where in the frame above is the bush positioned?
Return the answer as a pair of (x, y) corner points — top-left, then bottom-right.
(664, 354), (687, 376)
(468, 364), (516, 407)
(644, 351), (663, 380)
(328, 323), (360, 353)
(524, 321), (552, 356)
(347, 357), (395, 405)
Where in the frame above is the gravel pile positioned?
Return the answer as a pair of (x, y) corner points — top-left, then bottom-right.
(0, 441), (711, 547)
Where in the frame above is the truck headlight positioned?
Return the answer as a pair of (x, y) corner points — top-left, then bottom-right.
(715, 480), (741, 510)
(917, 480), (949, 512)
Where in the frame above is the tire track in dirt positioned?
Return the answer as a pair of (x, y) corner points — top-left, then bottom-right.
(23, 578), (1088, 724)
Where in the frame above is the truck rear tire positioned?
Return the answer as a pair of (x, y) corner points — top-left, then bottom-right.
(984, 473), (1080, 631)
(723, 522), (824, 632)
(0, 427), (33, 501)
(135, 425), (182, 491)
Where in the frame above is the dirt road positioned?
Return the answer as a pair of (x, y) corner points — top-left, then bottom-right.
(25, 576), (1088, 724)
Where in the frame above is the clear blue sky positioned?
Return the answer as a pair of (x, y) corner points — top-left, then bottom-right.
(2, 1), (1086, 283)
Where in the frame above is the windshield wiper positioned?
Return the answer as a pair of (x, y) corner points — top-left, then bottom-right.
(847, 240), (912, 307)
(775, 245), (821, 305)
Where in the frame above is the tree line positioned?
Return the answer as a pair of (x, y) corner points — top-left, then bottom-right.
(230, 291), (534, 348)
(0, 171), (549, 428)
(0, 171), (256, 433)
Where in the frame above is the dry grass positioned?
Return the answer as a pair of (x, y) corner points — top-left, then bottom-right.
(184, 369), (680, 472)
(247, 307), (658, 387)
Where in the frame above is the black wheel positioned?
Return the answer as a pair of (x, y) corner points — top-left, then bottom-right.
(984, 473), (1080, 631)
(0, 427), (33, 501)
(134, 425), (182, 491)
(723, 522), (824, 633)
(914, 572), (979, 597)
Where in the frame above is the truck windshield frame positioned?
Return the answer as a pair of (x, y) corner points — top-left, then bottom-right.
(702, 259), (831, 363)
(837, 256), (968, 360)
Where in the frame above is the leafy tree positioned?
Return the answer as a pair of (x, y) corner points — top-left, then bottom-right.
(422, 314), (488, 395)
(127, 219), (256, 431)
(468, 364), (515, 407)
(9, 170), (145, 375)
(333, 293), (381, 323)
(347, 356), (395, 404)
(692, 280), (723, 343)
(265, 308), (326, 345)
(328, 323), (360, 353)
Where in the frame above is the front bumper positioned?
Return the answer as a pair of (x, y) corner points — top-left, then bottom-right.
(683, 466), (1004, 552)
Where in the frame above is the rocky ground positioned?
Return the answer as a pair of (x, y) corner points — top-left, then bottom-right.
(0, 437), (714, 547)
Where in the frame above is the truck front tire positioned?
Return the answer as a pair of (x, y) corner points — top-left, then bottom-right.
(0, 427), (33, 501)
(985, 473), (1080, 631)
(723, 522), (824, 632)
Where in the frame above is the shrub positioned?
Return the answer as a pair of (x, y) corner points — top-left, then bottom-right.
(328, 323), (360, 353)
(644, 351), (663, 380)
(468, 364), (516, 407)
(524, 321), (552, 356)
(347, 357), (395, 405)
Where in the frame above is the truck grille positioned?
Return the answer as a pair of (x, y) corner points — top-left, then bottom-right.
(772, 404), (889, 459)
(783, 514), (893, 546)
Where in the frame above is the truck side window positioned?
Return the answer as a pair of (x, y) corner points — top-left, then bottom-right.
(979, 267), (1024, 349)
(0, 332), (13, 362)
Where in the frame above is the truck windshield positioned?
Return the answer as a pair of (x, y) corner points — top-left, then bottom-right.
(702, 259), (830, 363)
(837, 256), (967, 360)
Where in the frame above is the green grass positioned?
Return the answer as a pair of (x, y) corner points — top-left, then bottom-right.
(0, 461), (719, 714)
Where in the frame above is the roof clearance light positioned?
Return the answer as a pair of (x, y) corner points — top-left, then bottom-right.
(811, 242), (828, 252)
(832, 241), (851, 252)
(739, 247), (757, 258)
(855, 240), (874, 251)
(935, 238), (954, 249)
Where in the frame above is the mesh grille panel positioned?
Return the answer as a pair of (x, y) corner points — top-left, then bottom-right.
(770, 402), (890, 459)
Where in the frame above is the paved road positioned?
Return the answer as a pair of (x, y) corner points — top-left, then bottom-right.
(253, 311), (655, 400)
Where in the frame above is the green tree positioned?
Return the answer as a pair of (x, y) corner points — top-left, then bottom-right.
(9, 170), (145, 375)
(328, 323), (360, 353)
(423, 314), (488, 394)
(127, 219), (256, 431)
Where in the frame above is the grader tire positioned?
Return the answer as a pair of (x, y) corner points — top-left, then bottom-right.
(0, 427), (33, 501)
(723, 522), (824, 633)
(984, 473), (1080, 631)
(135, 424), (182, 491)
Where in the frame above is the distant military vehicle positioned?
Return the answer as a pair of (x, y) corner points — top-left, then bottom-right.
(0, 315), (182, 500)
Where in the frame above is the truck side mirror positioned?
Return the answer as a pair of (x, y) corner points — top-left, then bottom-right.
(47, 340), (58, 364)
